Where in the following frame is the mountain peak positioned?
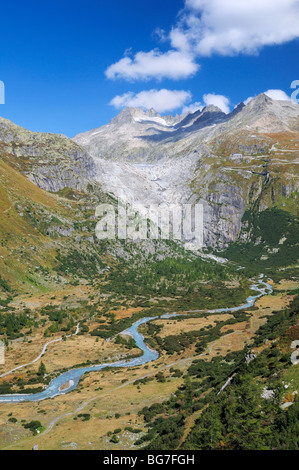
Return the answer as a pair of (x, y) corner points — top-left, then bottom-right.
(109, 107), (140, 125)
(247, 93), (274, 108)
(110, 107), (163, 126)
(202, 104), (224, 114)
(145, 108), (160, 118)
(229, 102), (245, 117)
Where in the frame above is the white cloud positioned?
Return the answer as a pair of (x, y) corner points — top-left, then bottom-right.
(244, 89), (291, 104)
(203, 93), (230, 113)
(110, 89), (231, 115)
(110, 88), (291, 116)
(182, 101), (204, 114)
(110, 89), (192, 114)
(180, 0), (299, 56)
(152, 27), (167, 43)
(264, 89), (291, 101)
(169, 28), (192, 53)
(105, 1), (299, 82)
(105, 49), (199, 81)
(244, 96), (254, 105)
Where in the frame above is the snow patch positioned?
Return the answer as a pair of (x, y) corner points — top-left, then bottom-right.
(134, 116), (172, 127)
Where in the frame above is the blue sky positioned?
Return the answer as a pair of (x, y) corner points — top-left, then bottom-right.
(0, 0), (298, 137)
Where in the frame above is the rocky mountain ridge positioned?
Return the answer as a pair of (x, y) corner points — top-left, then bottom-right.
(0, 93), (298, 251)
(72, 94), (299, 247)
(73, 93), (299, 162)
(0, 116), (97, 192)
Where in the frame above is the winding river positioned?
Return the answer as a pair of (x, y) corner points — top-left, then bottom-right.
(0, 274), (272, 403)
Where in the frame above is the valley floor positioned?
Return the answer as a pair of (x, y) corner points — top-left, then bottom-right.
(0, 278), (297, 450)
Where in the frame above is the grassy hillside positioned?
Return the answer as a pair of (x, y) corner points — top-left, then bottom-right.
(132, 295), (299, 450)
(212, 130), (299, 279)
(219, 207), (298, 278)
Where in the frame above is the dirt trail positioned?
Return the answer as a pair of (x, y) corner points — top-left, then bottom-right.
(1, 352), (206, 450)
(0, 324), (80, 379)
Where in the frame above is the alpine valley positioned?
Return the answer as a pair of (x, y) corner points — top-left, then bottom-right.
(0, 93), (298, 450)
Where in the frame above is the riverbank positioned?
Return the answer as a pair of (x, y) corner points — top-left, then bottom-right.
(0, 275), (272, 403)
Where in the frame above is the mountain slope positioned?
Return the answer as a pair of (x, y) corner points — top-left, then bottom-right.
(73, 94), (299, 162)
(0, 116), (97, 192)
(0, 93), (298, 263)
(73, 94), (299, 249)
(0, 119), (230, 296)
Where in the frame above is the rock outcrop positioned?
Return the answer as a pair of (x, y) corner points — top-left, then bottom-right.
(1, 93), (298, 249)
(73, 94), (299, 247)
(0, 117), (97, 192)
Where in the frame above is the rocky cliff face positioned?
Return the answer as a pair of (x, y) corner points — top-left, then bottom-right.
(73, 93), (299, 161)
(1, 94), (298, 250)
(73, 94), (299, 248)
(0, 117), (97, 192)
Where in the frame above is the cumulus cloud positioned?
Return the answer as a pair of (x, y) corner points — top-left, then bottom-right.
(183, 94), (231, 114)
(179, 0), (299, 56)
(182, 101), (204, 114)
(244, 89), (291, 104)
(110, 89), (231, 115)
(105, 0), (299, 82)
(105, 49), (199, 81)
(110, 89), (192, 114)
(244, 96), (254, 105)
(203, 93), (230, 113)
(264, 89), (291, 101)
